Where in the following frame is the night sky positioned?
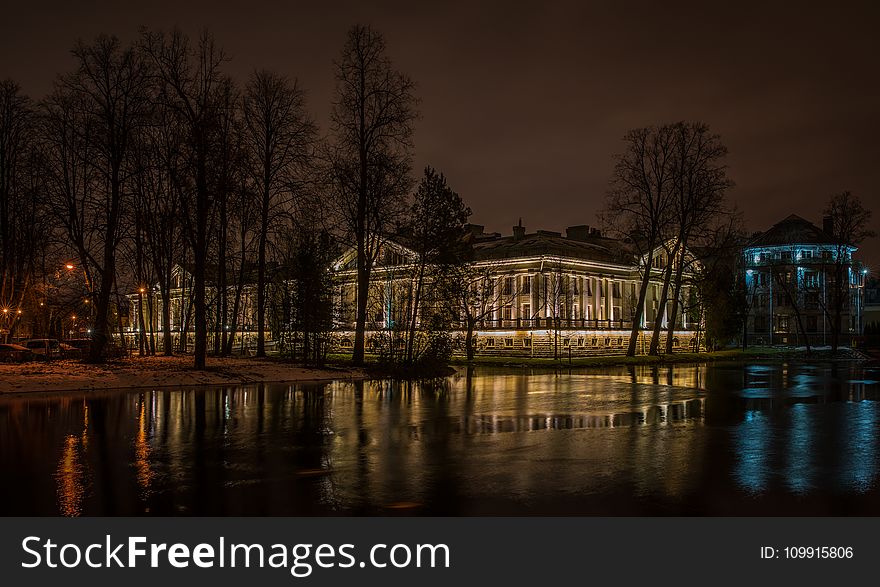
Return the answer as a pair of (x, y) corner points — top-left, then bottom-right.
(3, 1), (878, 267)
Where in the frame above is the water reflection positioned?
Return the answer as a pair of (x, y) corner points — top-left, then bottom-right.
(134, 394), (155, 501)
(53, 400), (90, 516)
(731, 363), (879, 496)
(0, 361), (878, 515)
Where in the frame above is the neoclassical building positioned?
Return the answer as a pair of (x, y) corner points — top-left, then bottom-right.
(125, 263), (263, 353)
(127, 223), (703, 356)
(332, 223), (702, 357)
(742, 214), (867, 347)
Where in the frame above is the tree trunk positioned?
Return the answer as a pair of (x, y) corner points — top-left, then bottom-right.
(465, 317), (476, 362)
(406, 262), (426, 363)
(665, 245), (688, 354)
(650, 241), (680, 355)
(161, 288), (173, 356)
(115, 293), (128, 356)
(147, 292), (156, 355)
(353, 248), (370, 365)
(628, 247), (655, 357)
(224, 260), (248, 356)
(832, 261), (843, 351)
(193, 156), (208, 369)
(89, 267), (114, 362)
(256, 181), (269, 357)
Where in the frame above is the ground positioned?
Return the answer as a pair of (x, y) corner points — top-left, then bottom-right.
(1, 347), (871, 396)
(0, 355), (365, 395)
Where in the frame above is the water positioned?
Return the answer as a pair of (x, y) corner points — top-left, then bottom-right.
(1, 361), (878, 516)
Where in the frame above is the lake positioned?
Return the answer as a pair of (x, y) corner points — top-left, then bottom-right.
(1, 361), (878, 515)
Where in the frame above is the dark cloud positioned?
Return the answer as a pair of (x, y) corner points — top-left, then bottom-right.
(3, 0), (878, 266)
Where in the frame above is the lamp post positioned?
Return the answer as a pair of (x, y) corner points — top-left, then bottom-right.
(64, 262), (94, 338)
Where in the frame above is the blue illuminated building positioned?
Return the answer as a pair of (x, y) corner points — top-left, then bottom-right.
(743, 214), (867, 347)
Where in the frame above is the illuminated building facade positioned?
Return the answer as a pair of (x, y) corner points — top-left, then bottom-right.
(332, 224), (702, 357)
(742, 214), (867, 347)
(126, 223), (703, 356)
(126, 264), (263, 352)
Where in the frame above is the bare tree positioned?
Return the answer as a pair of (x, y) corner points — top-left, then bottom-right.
(210, 78), (243, 355)
(223, 172), (260, 356)
(141, 28), (229, 369)
(823, 191), (874, 351)
(242, 70), (316, 357)
(327, 24), (418, 366)
(131, 95), (189, 355)
(768, 249), (812, 352)
(1, 81), (49, 342)
(601, 125), (677, 356)
(655, 122), (733, 354)
(445, 261), (519, 362)
(533, 259), (571, 360)
(41, 36), (149, 361)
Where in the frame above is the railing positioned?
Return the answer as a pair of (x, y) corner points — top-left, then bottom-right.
(746, 257), (835, 268)
(474, 318), (634, 330)
(333, 318), (699, 332)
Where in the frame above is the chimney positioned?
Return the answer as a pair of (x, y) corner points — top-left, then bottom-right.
(512, 218), (525, 241)
(565, 225), (591, 241)
(466, 223), (485, 238)
(822, 215), (834, 236)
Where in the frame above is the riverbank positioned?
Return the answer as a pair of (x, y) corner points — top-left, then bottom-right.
(447, 347), (871, 369)
(0, 355), (366, 395)
(2, 347), (871, 396)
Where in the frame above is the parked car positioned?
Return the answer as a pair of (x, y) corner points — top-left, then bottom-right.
(0, 343), (36, 363)
(22, 338), (81, 359)
(63, 338), (93, 351)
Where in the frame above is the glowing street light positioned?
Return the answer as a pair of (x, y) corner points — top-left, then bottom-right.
(65, 263), (75, 271)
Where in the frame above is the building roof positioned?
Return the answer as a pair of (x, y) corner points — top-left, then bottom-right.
(745, 214), (841, 248)
(177, 261), (282, 285)
(472, 229), (632, 265)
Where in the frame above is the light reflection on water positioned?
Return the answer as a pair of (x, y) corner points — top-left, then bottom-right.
(1, 361), (878, 515)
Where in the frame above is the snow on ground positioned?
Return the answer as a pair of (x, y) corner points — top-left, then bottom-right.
(0, 355), (364, 395)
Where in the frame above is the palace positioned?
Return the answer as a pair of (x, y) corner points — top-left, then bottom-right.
(127, 223), (704, 356)
(742, 214), (868, 347)
(332, 223), (702, 357)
